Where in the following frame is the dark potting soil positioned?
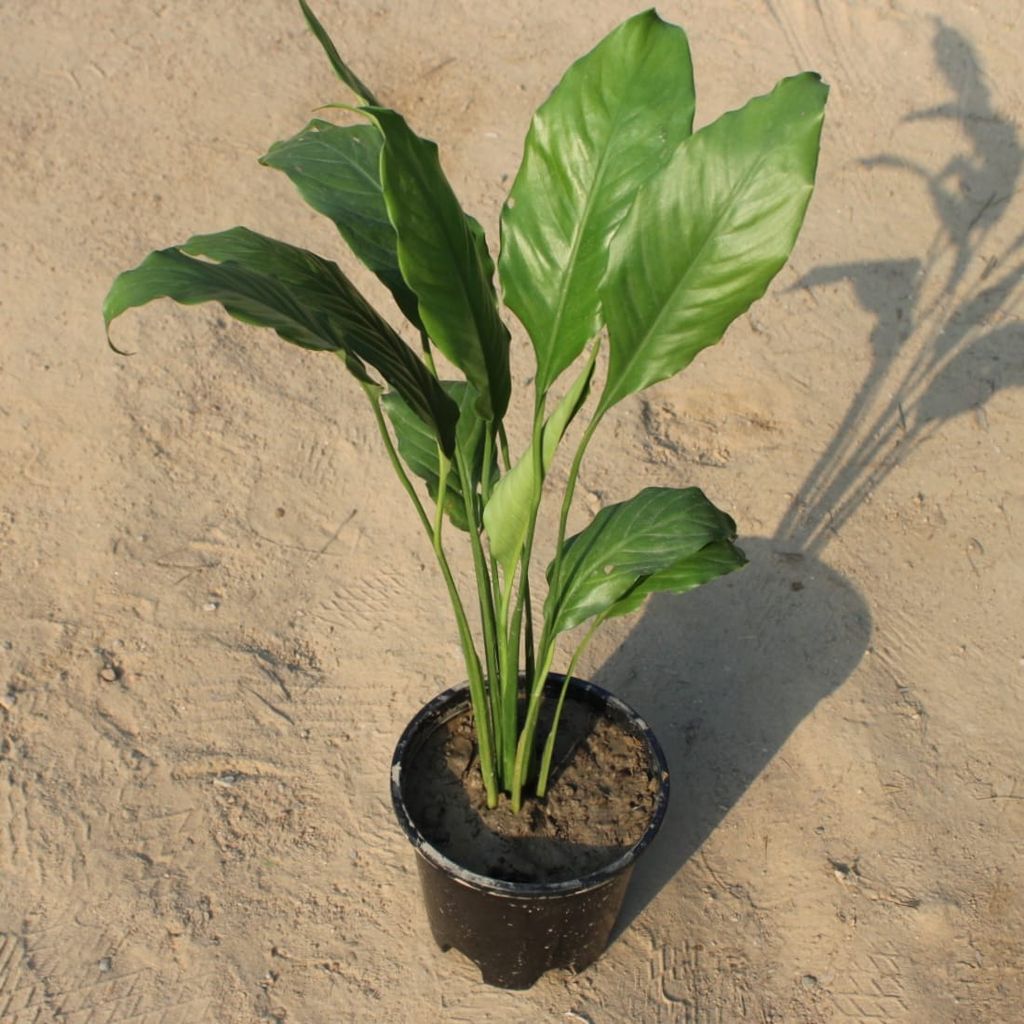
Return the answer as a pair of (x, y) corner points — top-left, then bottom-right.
(403, 696), (660, 884)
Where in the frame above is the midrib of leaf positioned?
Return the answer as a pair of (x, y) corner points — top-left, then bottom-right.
(603, 145), (785, 409)
(282, 129), (388, 213)
(314, 155), (379, 194)
(268, 126), (373, 177)
(325, 139), (380, 190)
(555, 492), (722, 609)
(556, 495), (661, 605)
(538, 135), (613, 381)
(401, 147), (490, 356)
(537, 87), (645, 388)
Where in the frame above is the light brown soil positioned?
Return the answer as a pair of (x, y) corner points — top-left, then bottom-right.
(2, 1), (1023, 1021)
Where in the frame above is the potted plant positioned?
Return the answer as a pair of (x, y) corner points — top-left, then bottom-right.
(103, 1), (827, 989)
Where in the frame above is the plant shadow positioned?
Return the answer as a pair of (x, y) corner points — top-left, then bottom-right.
(595, 539), (871, 935)
(782, 18), (1023, 555)
(598, 16), (1023, 937)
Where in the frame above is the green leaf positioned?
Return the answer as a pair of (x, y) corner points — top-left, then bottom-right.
(365, 106), (512, 421)
(544, 486), (741, 635)
(483, 345), (597, 574)
(598, 72), (828, 415)
(260, 120), (423, 330)
(298, 0), (379, 105)
(383, 382), (497, 531)
(499, 10), (695, 394)
(103, 226), (457, 454)
(600, 538), (747, 621)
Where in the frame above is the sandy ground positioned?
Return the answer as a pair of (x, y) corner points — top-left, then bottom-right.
(2, 0), (1023, 1020)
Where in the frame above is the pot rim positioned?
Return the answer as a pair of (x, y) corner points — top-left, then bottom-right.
(390, 673), (670, 898)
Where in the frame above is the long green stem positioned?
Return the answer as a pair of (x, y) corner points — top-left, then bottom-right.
(432, 450), (450, 547)
(362, 381), (432, 537)
(362, 378), (498, 806)
(479, 425), (506, 772)
(498, 559), (537, 789)
(498, 400), (547, 788)
(481, 428), (495, 504)
(497, 573), (518, 788)
(509, 644), (556, 812)
(548, 411), (603, 600)
(481, 427), (505, 700)
(535, 619), (601, 798)
(508, 404), (607, 810)
(531, 409), (604, 689)
(505, 343), (609, 804)
(510, 401), (547, 678)
(454, 445), (501, 746)
(497, 422), (512, 471)
(523, 578), (535, 687)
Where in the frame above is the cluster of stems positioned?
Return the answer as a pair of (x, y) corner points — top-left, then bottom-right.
(357, 344), (603, 812)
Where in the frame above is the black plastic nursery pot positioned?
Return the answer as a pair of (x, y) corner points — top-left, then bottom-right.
(390, 674), (670, 989)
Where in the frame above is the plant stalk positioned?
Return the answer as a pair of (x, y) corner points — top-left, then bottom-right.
(453, 444), (502, 758)
(531, 409), (604, 689)
(535, 619), (601, 798)
(509, 644), (556, 812)
(497, 574), (518, 788)
(363, 377), (498, 806)
(508, 405), (607, 810)
(499, 399), (548, 788)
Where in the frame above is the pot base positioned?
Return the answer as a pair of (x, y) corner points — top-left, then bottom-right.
(418, 853), (635, 989)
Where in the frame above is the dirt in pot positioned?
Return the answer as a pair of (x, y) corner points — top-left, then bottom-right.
(402, 696), (660, 883)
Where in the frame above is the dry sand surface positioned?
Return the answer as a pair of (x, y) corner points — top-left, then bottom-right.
(2, 0), (1023, 1020)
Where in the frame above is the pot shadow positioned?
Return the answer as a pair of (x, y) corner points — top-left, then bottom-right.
(593, 538), (871, 936)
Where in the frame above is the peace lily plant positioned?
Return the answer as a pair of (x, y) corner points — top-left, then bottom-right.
(104, 3), (827, 814)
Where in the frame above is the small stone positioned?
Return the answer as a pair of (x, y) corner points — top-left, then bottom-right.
(98, 957), (112, 973)
(801, 974), (818, 989)
(203, 601), (220, 612)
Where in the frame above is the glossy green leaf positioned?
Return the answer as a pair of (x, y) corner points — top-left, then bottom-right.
(598, 72), (828, 414)
(260, 120), (423, 330)
(544, 486), (740, 635)
(383, 382), (497, 531)
(499, 10), (695, 394)
(298, 0), (379, 105)
(366, 106), (511, 421)
(103, 226), (457, 454)
(600, 538), (747, 621)
(483, 345), (596, 573)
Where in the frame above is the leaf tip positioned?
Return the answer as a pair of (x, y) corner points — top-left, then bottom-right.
(104, 322), (135, 357)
